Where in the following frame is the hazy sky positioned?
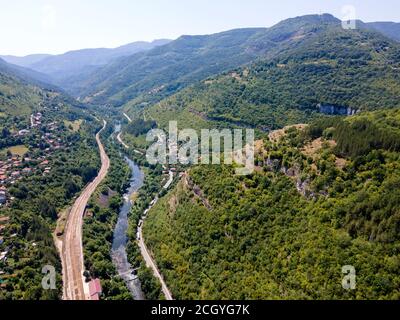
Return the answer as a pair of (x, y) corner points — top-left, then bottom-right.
(1, 0), (399, 56)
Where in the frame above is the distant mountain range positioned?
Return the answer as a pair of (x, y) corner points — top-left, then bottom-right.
(69, 14), (400, 111)
(0, 39), (171, 88)
(0, 54), (52, 68)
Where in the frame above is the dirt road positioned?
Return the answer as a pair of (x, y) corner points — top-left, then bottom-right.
(138, 220), (174, 300)
(117, 132), (130, 149)
(61, 120), (110, 300)
(137, 170), (174, 301)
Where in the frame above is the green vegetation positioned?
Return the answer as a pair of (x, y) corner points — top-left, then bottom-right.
(148, 23), (400, 132)
(126, 119), (156, 137)
(3, 12), (400, 301)
(124, 151), (164, 300)
(75, 14), (345, 111)
(0, 145), (29, 157)
(0, 119), (100, 300)
(83, 129), (133, 300)
(64, 119), (83, 132)
(307, 109), (400, 158)
(143, 110), (400, 300)
(0, 59), (102, 299)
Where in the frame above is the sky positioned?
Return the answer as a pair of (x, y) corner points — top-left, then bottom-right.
(0, 0), (399, 56)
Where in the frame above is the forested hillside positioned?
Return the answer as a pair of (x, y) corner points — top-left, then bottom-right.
(76, 14), (350, 110)
(148, 22), (400, 131)
(143, 109), (400, 299)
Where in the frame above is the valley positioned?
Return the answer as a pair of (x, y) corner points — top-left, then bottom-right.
(1, 10), (400, 302)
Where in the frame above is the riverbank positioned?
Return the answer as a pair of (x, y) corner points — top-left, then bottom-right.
(111, 157), (145, 300)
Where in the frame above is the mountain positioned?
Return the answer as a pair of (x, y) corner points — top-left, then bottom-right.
(29, 39), (172, 76)
(71, 27), (267, 105)
(366, 22), (400, 42)
(0, 54), (51, 68)
(0, 58), (56, 89)
(136, 14), (400, 300)
(72, 14), (343, 109)
(0, 58), (80, 117)
(143, 108), (400, 300)
(147, 16), (400, 131)
(1, 40), (171, 89)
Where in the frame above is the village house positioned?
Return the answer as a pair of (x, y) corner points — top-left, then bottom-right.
(40, 160), (49, 166)
(22, 168), (32, 174)
(18, 129), (30, 136)
(10, 171), (20, 178)
(89, 279), (102, 300)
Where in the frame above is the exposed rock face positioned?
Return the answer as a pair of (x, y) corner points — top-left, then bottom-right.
(318, 104), (357, 116)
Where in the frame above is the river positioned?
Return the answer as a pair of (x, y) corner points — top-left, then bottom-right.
(111, 124), (146, 300)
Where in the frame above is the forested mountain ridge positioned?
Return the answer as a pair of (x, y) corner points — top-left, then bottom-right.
(75, 14), (348, 109)
(143, 109), (400, 300)
(147, 20), (400, 131)
(0, 56), (104, 299)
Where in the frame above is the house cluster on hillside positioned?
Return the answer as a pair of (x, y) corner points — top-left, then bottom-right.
(0, 112), (68, 206)
(0, 155), (56, 205)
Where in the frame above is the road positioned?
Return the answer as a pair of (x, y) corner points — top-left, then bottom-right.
(138, 210), (173, 300)
(137, 170), (174, 300)
(117, 132), (130, 149)
(61, 120), (110, 300)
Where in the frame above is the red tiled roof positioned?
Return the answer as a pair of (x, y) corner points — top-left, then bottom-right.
(89, 279), (102, 297)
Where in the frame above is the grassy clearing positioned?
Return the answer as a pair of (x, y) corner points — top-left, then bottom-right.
(3, 145), (30, 157)
(64, 119), (83, 132)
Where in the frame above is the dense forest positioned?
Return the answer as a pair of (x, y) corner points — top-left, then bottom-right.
(143, 109), (400, 299)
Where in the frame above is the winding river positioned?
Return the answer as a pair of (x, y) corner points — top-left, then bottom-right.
(111, 124), (145, 300)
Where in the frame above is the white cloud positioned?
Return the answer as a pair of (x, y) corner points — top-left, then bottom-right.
(41, 5), (57, 31)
